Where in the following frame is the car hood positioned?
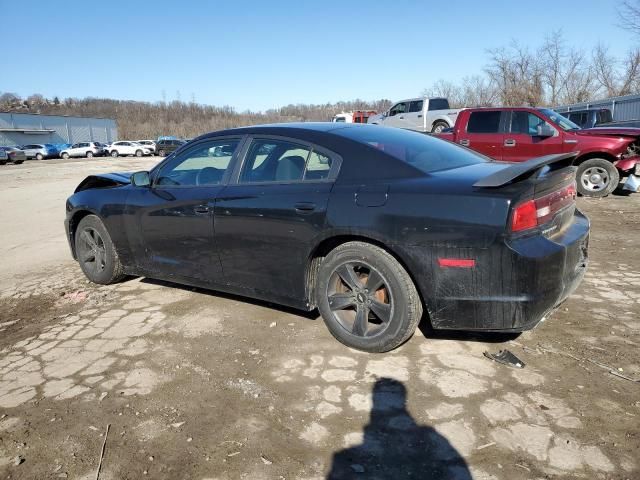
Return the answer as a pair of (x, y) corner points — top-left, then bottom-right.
(576, 127), (640, 138)
(74, 172), (132, 193)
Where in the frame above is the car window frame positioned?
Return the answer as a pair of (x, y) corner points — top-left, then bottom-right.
(507, 110), (559, 137)
(150, 135), (246, 189)
(230, 134), (342, 186)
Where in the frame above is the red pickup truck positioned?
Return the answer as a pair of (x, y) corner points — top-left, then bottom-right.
(437, 107), (640, 197)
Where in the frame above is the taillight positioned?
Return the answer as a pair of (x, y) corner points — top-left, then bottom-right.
(510, 182), (576, 233)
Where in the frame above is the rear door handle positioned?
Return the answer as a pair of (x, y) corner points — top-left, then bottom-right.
(459, 139), (470, 146)
(295, 202), (316, 213)
(194, 205), (210, 214)
(504, 139), (516, 147)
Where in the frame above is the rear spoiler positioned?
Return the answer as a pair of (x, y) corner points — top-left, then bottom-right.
(474, 152), (578, 188)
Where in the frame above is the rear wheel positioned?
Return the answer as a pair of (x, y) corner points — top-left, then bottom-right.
(75, 215), (125, 285)
(316, 241), (422, 352)
(86, 151), (94, 158)
(0, 161), (6, 166)
(111, 150), (119, 157)
(158, 149), (166, 157)
(576, 158), (619, 197)
(14, 160), (24, 164)
(135, 149), (143, 157)
(431, 121), (449, 134)
(36, 153), (44, 160)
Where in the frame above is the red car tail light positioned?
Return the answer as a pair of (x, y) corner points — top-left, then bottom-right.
(510, 182), (576, 233)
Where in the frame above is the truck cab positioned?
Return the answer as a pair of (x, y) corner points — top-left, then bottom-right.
(368, 97), (461, 133)
(438, 107), (640, 197)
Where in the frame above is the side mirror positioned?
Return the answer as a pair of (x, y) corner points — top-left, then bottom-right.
(383, 111), (389, 118)
(131, 171), (151, 187)
(536, 124), (555, 137)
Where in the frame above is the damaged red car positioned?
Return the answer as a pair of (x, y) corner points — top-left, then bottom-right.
(65, 124), (589, 352)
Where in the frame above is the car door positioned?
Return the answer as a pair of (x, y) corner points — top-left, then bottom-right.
(125, 137), (243, 282)
(384, 102), (408, 128)
(214, 136), (340, 302)
(457, 110), (506, 160)
(503, 110), (563, 162)
(68, 143), (80, 157)
(404, 100), (424, 131)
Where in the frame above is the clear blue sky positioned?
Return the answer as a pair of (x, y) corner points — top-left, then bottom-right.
(1, 0), (633, 111)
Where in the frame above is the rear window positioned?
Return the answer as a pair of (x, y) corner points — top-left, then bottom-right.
(467, 111), (501, 133)
(334, 126), (487, 173)
(428, 98), (450, 111)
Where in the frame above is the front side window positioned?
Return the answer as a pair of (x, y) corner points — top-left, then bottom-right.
(408, 100), (424, 113)
(467, 111), (501, 133)
(241, 139), (310, 183)
(155, 139), (240, 187)
(389, 103), (407, 116)
(511, 111), (550, 135)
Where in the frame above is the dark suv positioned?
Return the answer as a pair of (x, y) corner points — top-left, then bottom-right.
(156, 139), (186, 156)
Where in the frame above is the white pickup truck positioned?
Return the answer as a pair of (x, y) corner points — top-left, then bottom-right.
(368, 97), (461, 133)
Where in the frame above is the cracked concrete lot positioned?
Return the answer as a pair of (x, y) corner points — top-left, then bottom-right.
(0, 157), (639, 479)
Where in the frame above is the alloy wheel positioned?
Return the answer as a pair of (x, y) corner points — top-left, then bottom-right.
(77, 227), (107, 274)
(326, 261), (394, 338)
(581, 166), (609, 192)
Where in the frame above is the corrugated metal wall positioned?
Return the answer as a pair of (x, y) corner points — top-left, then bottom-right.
(555, 93), (640, 121)
(0, 113), (118, 146)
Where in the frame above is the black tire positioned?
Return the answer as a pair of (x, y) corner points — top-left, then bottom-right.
(111, 150), (119, 157)
(0, 160), (6, 166)
(158, 149), (166, 157)
(431, 121), (449, 134)
(61, 152), (69, 159)
(86, 151), (94, 158)
(36, 153), (44, 160)
(14, 160), (24, 164)
(576, 158), (620, 197)
(75, 214), (125, 285)
(316, 241), (422, 352)
(135, 149), (143, 157)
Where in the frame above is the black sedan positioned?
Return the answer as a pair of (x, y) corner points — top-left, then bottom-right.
(65, 123), (589, 352)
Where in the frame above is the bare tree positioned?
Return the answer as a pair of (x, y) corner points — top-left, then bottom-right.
(592, 43), (620, 96)
(486, 42), (544, 106)
(619, 0), (640, 36)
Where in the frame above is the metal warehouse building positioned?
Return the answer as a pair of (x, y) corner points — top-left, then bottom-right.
(555, 93), (640, 122)
(0, 112), (117, 147)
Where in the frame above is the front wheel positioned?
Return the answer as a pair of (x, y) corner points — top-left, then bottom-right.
(316, 241), (422, 352)
(431, 121), (449, 134)
(75, 214), (125, 284)
(158, 149), (166, 157)
(110, 150), (119, 157)
(135, 149), (143, 157)
(36, 153), (44, 160)
(576, 158), (620, 197)
(61, 152), (70, 159)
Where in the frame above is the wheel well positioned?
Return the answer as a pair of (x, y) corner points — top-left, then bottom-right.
(574, 152), (617, 165)
(305, 235), (427, 314)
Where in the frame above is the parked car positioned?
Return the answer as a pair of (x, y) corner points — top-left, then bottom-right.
(60, 142), (105, 159)
(156, 139), (186, 156)
(0, 146), (27, 164)
(65, 123), (589, 352)
(561, 108), (640, 129)
(437, 107), (640, 197)
(368, 97), (461, 133)
(107, 141), (152, 157)
(136, 140), (156, 153)
(20, 143), (59, 160)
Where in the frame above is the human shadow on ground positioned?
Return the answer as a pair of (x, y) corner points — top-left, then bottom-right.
(327, 377), (472, 480)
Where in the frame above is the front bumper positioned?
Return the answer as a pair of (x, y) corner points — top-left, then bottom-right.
(417, 209), (590, 331)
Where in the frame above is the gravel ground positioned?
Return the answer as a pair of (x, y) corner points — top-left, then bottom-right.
(0, 157), (638, 480)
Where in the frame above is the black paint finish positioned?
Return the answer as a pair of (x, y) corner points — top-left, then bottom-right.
(65, 123), (589, 331)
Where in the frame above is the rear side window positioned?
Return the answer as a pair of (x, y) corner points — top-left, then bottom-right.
(241, 139), (310, 183)
(408, 100), (423, 113)
(305, 151), (332, 180)
(428, 98), (450, 111)
(467, 111), (501, 133)
(335, 126), (487, 173)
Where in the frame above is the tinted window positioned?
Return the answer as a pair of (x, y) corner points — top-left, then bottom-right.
(156, 139), (239, 187)
(241, 139), (311, 183)
(511, 111), (549, 135)
(428, 98), (450, 111)
(305, 151), (332, 180)
(389, 103), (407, 116)
(408, 100), (423, 113)
(334, 126), (487, 173)
(467, 111), (501, 133)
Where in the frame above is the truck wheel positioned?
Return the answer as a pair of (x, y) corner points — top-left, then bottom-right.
(576, 158), (620, 197)
(315, 241), (422, 352)
(431, 121), (449, 134)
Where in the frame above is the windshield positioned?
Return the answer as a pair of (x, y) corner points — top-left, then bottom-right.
(334, 125), (488, 173)
(541, 109), (581, 131)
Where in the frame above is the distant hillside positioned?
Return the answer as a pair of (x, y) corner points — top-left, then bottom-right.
(0, 93), (391, 140)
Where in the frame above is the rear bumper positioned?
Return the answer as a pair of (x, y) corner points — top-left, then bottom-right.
(413, 209), (590, 331)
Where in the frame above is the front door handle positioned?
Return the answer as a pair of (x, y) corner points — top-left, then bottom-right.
(459, 139), (470, 146)
(504, 139), (516, 147)
(194, 205), (210, 214)
(295, 202), (316, 213)
(417, 114), (423, 118)
(399, 116), (404, 119)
